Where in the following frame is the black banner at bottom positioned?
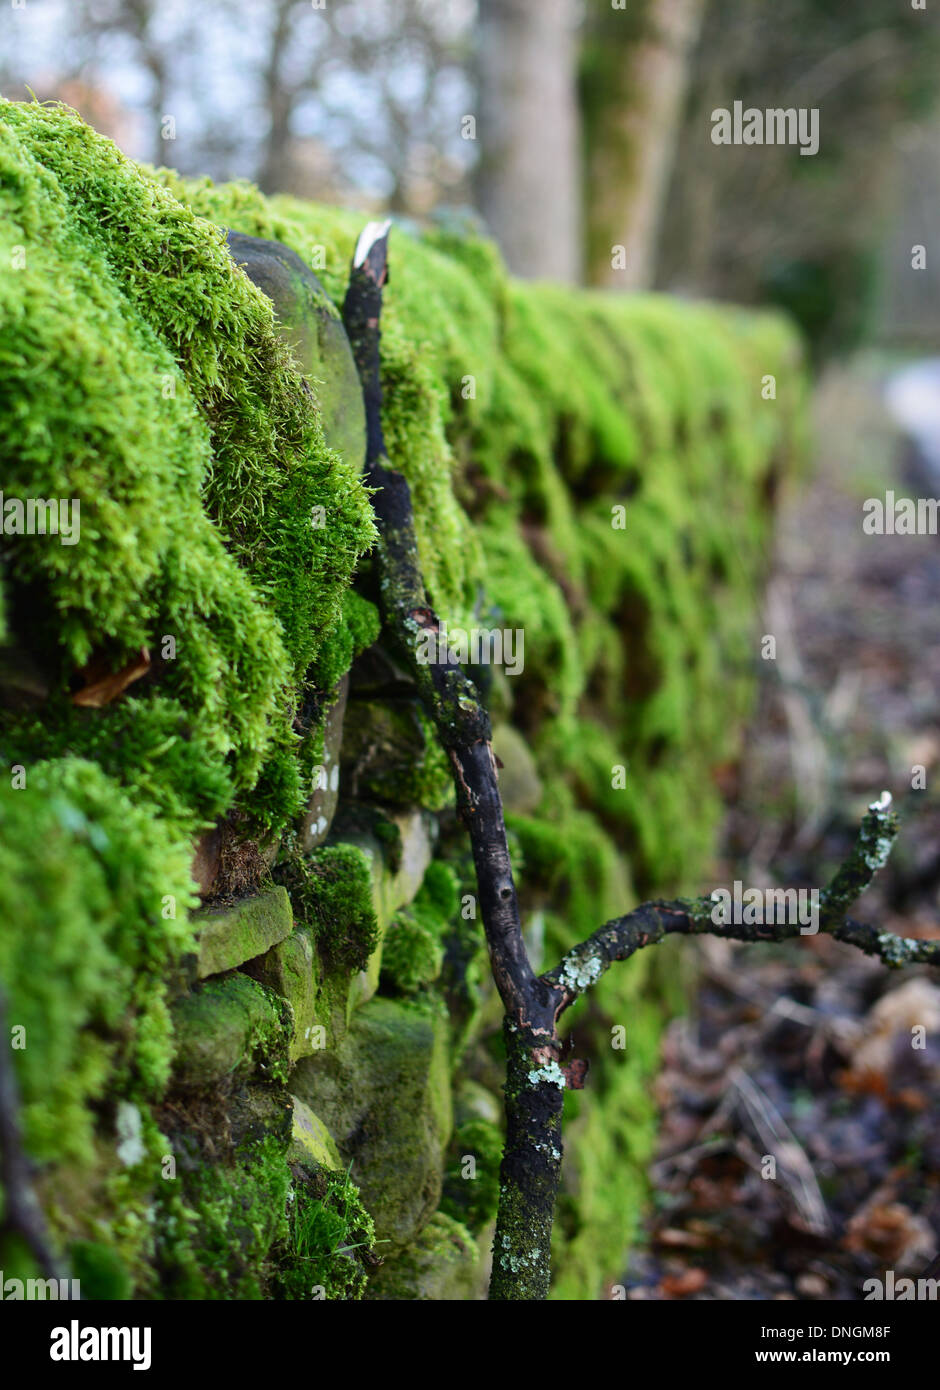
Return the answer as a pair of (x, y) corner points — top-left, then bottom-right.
(0, 1294), (934, 1376)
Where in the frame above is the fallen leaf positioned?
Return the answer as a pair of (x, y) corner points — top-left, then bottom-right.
(72, 646), (151, 708)
(656, 1228), (708, 1249)
(660, 1267), (708, 1297)
(843, 1201), (936, 1269)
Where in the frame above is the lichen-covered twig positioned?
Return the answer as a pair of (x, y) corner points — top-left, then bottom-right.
(544, 796), (938, 1015)
(0, 987), (65, 1281)
(341, 229), (938, 1302)
(343, 224), (565, 1299)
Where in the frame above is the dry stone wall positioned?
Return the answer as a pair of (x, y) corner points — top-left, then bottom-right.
(0, 102), (805, 1300)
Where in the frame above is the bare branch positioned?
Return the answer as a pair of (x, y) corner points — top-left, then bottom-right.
(544, 792), (938, 1017)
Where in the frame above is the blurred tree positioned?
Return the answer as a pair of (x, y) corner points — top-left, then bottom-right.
(476, 0), (582, 282)
(581, 0), (704, 290)
(39, 0), (474, 209)
(75, 0), (194, 166)
(12, 0), (940, 334)
(254, 0), (473, 209)
(656, 0), (940, 356)
(257, 0), (303, 195)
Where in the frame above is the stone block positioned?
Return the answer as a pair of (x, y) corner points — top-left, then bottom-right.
(193, 886), (293, 979)
(291, 996), (452, 1249)
(170, 974), (290, 1089)
(288, 1095), (342, 1172)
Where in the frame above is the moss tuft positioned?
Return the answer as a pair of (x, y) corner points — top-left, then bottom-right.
(277, 843), (379, 974)
(440, 1117), (503, 1233)
(380, 861), (460, 995)
(0, 759), (197, 1168)
(155, 1134), (291, 1299)
(274, 1167), (376, 1300)
(0, 99), (375, 839)
(69, 1240), (133, 1301)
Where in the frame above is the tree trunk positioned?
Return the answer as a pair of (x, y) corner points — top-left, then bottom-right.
(583, 0), (704, 290)
(476, 0), (582, 283)
(257, 0), (296, 195)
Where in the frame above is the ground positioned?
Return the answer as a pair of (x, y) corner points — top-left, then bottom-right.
(624, 357), (940, 1301)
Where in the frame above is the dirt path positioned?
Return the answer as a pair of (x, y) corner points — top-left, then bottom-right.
(624, 358), (940, 1301)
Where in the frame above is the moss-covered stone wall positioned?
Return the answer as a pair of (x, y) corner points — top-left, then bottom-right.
(0, 102), (805, 1300)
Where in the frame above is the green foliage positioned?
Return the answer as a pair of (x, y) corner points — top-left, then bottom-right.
(380, 863), (460, 995)
(0, 760), (197, 1167)
(311, 590), (381, 696)
(381, 913), (444, 994)
(415, 860), (460, 921)
(0, 100), (375, 833)
(440, 1118), (503, 1233)
(279, 843), (379, 973)
(155, 1135), (291, 1299)
(275, 1168), (376, 1301)
(2, 697), (235, 835)
(69, 1241), (133, 1300)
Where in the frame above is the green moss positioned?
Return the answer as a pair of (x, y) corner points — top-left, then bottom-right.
(0, 100), (375, 842)
(550, 952), (666, 1300)
(278, 843), (379, 974)
(509, 800), (633, 947)
(159, 183), (490, 632)
(0, 107), (805, 1301)
(289, 1097), (342, 1170)
(169, 974), (292, 1089)
(155, 1134), (292, 1299)
(192, 886), (292, 978)
(440, 1118), (503, 1233)
(275, 1167), (376, 1300)
(310, 589), (381, 698)
(370, 809), (404, 873)
(291, 995), (453, 1249)
(416, 860), (460, 921)
(380, 913), (444, 994)
(365, 1210), (481, 1300)
(0, 759), (196, 1168)
(339, 697), (454, 811)
(2, 698), (235, 837)
(380, 861), (460, 995)
(69, 1240), (133, 1300)
(250, 934), (321, 1063)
